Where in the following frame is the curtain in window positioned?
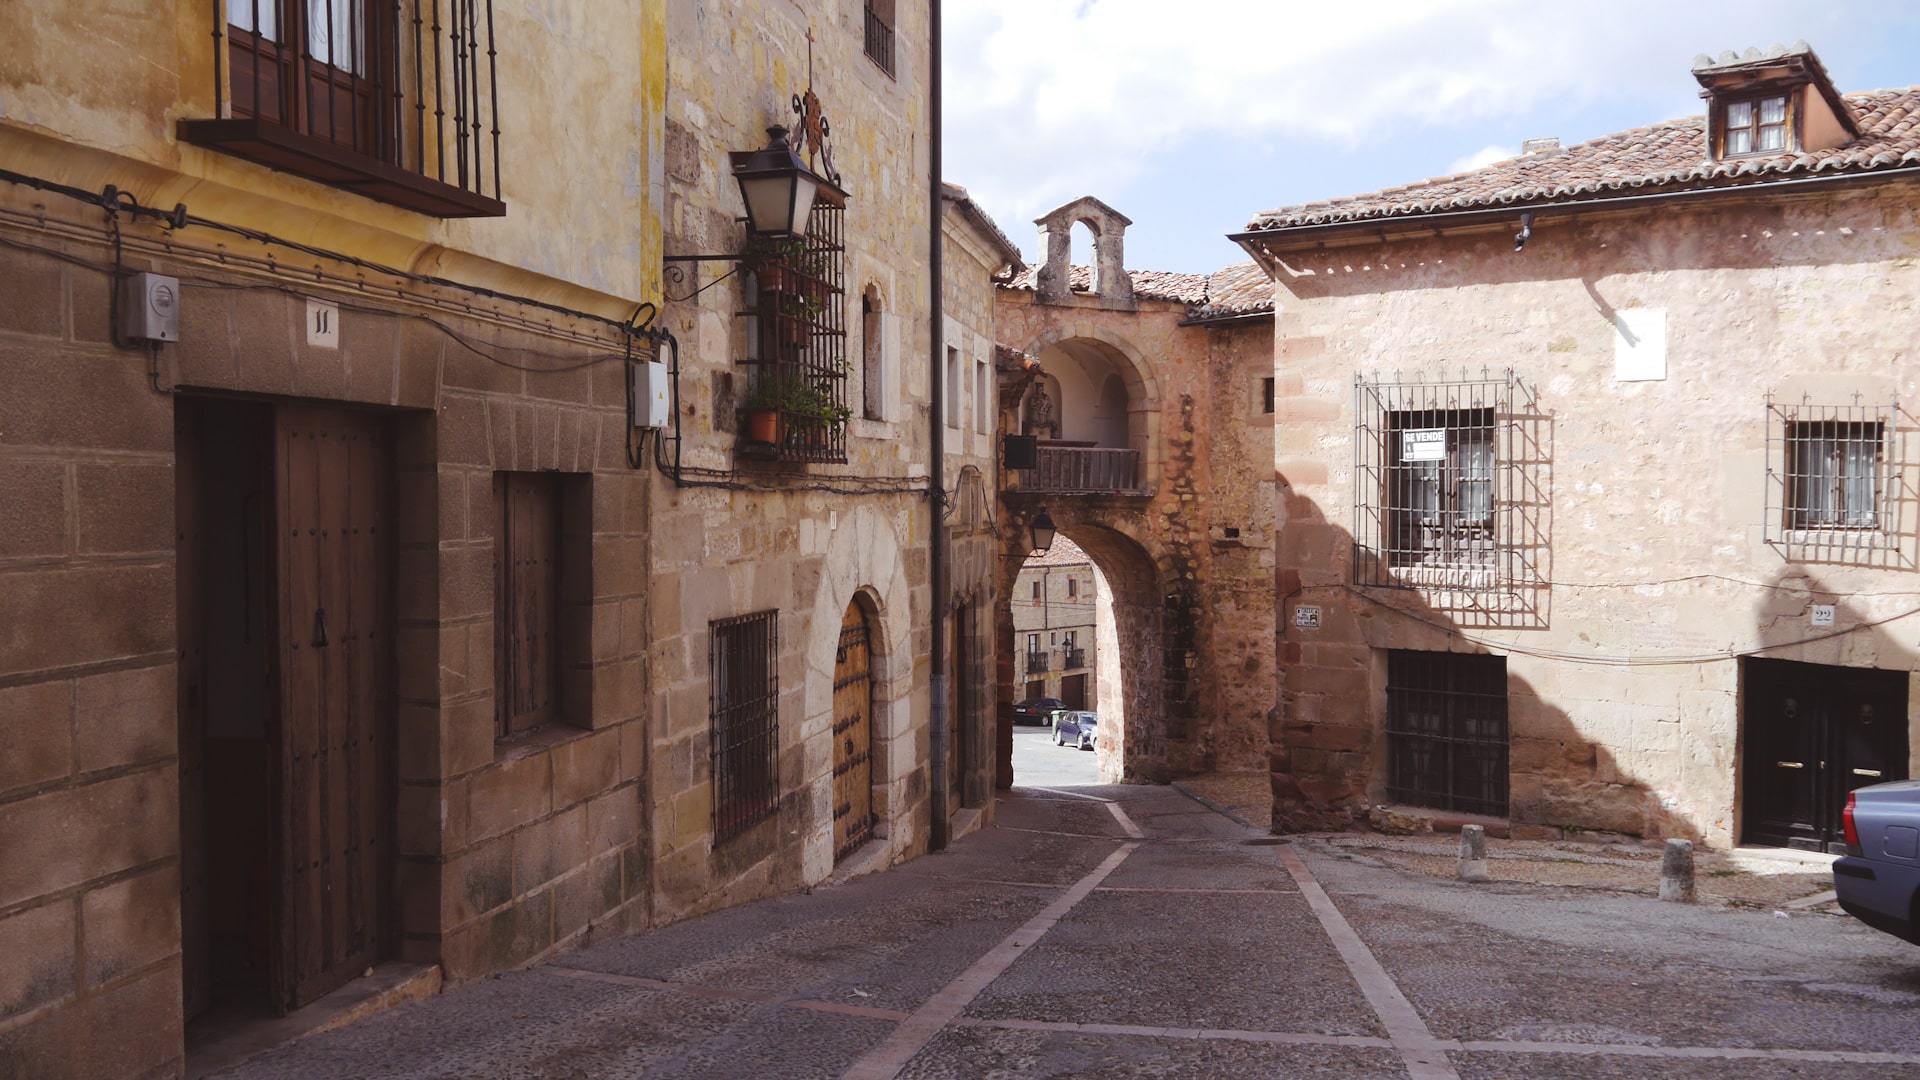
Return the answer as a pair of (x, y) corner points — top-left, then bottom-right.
(1455, 431), (1494, 527)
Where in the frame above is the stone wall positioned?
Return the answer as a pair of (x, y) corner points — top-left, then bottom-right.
(1267, 182), (1920, 845)
(992, 286), (1277, 780)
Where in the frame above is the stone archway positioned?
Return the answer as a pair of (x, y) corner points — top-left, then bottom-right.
(996, 512), (1195, 784)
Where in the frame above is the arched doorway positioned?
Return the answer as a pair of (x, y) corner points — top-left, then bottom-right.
(832, 602), (874, 863)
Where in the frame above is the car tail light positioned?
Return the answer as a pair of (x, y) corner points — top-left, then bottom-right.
(1843, 790), (1861, 856)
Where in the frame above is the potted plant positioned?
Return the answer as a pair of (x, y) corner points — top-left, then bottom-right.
(740, 370), (849, 444)
(740, 235), (808, 293)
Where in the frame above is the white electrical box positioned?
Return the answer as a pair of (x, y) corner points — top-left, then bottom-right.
(632, 360), (671, 428)
(119, 272), (180, 343)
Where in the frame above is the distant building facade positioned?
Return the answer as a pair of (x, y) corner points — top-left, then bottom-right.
(1013, 537), (1102, 711)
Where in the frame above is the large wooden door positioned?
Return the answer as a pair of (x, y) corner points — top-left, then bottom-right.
(1743, 658), (1908, 851)
(832, 604), (874, 863)
(274, 407), (391, 1010)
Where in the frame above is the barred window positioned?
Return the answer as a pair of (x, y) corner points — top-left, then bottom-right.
(1355, 374), (1523, 595)
(711, 611), (779, 841)
(864, 0), (896, 77)
(743, 204), (849, 463)
(1386, 650), (1508, 816)
(1766, 396), (1900, 562)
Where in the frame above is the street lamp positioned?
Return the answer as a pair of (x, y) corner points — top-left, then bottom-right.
(729, 126), (833, 238)
(1029, 510), (1057, 555)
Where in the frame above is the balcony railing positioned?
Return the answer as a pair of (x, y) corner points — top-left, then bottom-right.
(1062, 647), (1086, 670)
(182, 0), (505, 218)
(1011, 445), (1145, 495)
(1025, 650), (1050, 675)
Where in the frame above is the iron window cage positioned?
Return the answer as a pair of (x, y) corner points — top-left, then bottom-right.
(864, 0), (896, 77)
(741, 204), (849, 464)
(1354, 371), (1529, 595)
(184, 0), (505, 218)
(711, 610), (780, 842)
(1385, 650), (1509, 817)
(1765, 393), (1901, 561)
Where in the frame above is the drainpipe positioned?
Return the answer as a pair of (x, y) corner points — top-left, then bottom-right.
(928, 0), (951, 852)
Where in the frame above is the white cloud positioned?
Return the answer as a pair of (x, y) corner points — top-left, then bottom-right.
(944, 0), (1883, 260)
(1449, 144), (1519, 174)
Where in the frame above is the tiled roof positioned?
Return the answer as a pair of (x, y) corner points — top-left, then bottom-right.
(999, 263), (1273, 318)
(1025, 535), (1092, 568)
(1245, 86), (1920, 233)
(941, 182), (1027, 274)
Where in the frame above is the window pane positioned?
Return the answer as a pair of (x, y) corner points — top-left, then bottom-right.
(1842, 435), (1879, 524)
(307, 0), (367, 74)
(1760, 96), (1787, 124)
(1759, 124), (1786, 151)
(1727, 128), (1753, 155)
(230, 0), (280, 39)
(1727, 100), (1753, 127)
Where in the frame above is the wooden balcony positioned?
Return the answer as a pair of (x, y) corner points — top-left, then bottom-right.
(1009, 444), (1145, 495)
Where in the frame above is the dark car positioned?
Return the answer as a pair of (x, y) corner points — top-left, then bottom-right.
(1052, 710), (1098, 751)
(1013, 697), (1066, 725)
(1833, 780), (1920, 944)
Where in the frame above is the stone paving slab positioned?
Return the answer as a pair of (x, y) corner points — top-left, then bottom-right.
(1096, 835), (1299, 893)
(897, 1026), (1408, 1079)
(1447, 1050), (1920, 1079)
(967, 889), (1388, 1038)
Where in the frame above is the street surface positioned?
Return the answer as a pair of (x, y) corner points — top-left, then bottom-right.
(1009, 721), (1100, 788)
(214, 784), (1920, 1079)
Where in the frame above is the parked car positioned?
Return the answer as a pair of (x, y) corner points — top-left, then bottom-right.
(1052, 710), (1098, 750)
(1012, 697), (1066, 726)
(1833, 780), (1920, 945)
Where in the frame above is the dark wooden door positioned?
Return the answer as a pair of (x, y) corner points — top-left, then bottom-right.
(1061, 673), (1088, 711)
(274, 407), (391, 1011)
(1743, 658), (1908, 851)
(832, 604), (874, 863)
(494, 473), (558, 737)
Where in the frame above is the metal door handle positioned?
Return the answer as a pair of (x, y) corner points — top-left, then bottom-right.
(1854, 768), (1883, 778)
(1776, 761), (1804, 769)
(313, 608), (329, 648)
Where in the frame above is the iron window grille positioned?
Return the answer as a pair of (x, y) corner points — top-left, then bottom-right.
(711, 611), (780, 841)
(864, 0), (896, 77)
(1766, 394), (1901, 561)
(1355, 372), (1525, 595)
(1385, 650), (1509, 817)
(1063, 646), (1086, 670)
(743, 204), (849, 464)
(1026, 649), (1050, 675)
(182, 0), (505, 217)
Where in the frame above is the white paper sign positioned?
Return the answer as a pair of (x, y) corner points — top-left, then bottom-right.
(1293, 605), (1322, 629)
(1401, 429), (1446, 462)
(306, 298), (340, 349)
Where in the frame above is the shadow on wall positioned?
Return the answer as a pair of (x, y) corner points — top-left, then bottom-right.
(1275, 484), (1722, 844)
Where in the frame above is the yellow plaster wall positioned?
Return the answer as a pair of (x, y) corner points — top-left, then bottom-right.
(0, 0), (666, 314)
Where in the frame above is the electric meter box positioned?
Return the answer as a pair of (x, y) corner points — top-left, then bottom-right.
(632, 360), (671, 428)
(119, 272), (181, 343)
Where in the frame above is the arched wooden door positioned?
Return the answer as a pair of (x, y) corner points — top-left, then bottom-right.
(833, 603), (875, 862)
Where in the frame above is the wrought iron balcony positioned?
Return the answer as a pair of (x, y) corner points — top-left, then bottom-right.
(1025, 650), (1050, 675)
(1009, 444), (1145, 495)
(1062, 646), (1086, 670)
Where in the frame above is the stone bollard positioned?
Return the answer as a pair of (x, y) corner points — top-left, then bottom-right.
(1659, 839), (1696, 902)
(1458, 824), (1490, 883)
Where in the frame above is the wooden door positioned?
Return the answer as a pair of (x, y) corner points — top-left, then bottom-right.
(1743, 659), (1908, 851)
(274, 407), (391, 1011)
(494, 473), (559, 737)
(1061, 673), (1088, 711)
(832, 603), (874, 863)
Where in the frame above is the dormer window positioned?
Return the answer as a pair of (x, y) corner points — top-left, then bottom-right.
(1724, 95), (1789, 156)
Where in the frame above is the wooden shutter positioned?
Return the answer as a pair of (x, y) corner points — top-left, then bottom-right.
(495, 473), (559, 737)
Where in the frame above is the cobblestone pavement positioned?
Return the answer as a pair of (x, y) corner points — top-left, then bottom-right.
(213, 783), (1920, 1079)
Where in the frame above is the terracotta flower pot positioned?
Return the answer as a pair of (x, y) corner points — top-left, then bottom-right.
(743, 408), (783, 444)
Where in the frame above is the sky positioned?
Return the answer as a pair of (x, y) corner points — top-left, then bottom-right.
(942, 0), (1920, 276)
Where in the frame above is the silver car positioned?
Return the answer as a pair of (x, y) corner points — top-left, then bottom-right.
(1834, 780), (1920, 944)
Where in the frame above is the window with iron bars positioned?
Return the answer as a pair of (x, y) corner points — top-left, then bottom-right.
(742, 205), (849, 464)
(1386, 650), (1508, 817)
(1354, 374), (1520, 593)
(181, 0), (505, 217)
(711, 611), (780, 841)
(864, 0), (896, 77)
(1765, 395), (1900, 561)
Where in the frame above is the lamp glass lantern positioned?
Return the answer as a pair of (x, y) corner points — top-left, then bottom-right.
(1029, 511), (1057, 555)
(730, 125), (840, 238)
